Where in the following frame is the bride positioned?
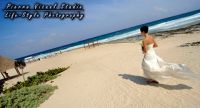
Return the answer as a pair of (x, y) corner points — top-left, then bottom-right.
(140, 26), (198, 84)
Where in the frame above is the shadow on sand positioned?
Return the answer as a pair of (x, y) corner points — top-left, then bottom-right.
(0, 72), (29, 94)
(118, 74), (192, 90)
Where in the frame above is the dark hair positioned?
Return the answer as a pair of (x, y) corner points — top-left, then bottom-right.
(140, 26), (148, 33)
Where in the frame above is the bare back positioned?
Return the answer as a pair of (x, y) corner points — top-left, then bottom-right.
(142, 35), (158, 53)
(143, 35), (155, 45)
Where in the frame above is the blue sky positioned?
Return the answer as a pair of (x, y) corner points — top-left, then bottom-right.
(0, 0), (200, 59)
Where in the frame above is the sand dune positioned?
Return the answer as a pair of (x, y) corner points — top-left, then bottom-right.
(3, 32), (200, 108)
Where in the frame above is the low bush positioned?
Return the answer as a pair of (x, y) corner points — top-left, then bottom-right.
(0, 84), (57, 108)
(3, 67), (69, 93)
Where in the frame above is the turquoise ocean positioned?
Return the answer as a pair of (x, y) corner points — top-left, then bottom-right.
(17, 9), (200, 62)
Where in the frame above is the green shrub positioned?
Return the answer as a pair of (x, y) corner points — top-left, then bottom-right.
(0, 84), (57, 108)
(3, 67), (69, 93)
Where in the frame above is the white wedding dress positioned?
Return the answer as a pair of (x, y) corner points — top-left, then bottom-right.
(142, 44), (198, 80)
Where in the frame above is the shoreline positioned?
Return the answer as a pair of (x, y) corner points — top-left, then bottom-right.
(21, 23), (200, 64)
(105, 23), (200, 44)
(24, 23), (200, 63)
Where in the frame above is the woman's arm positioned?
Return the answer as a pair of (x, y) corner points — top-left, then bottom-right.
(153, 37), (158, 48)
(142, 40), (147, 53)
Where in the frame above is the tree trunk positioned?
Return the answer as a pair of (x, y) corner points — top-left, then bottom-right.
(21, 69), (25, 81)
(14, 66), (21, 75)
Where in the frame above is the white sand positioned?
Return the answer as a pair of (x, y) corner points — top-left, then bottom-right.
(4, 33), (200, 108)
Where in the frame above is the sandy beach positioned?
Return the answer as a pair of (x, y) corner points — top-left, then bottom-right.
(2, 30), (200, 108)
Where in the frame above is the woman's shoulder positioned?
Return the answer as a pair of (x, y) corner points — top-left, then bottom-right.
(148, 35), (156, 41)
(142, 38), (147, 42)
(148, 35), (154, 39)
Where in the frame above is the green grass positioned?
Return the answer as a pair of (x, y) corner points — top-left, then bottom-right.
(3, 67), (70, 94)
(0, 84), (57, 108)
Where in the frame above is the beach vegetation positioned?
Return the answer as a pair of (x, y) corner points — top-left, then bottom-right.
(0, 84), (57, 108)
(0, 66), (70, 108)
(3, 67), (69, 93)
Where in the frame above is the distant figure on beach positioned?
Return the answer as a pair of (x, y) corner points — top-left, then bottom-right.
(140, 25), (198, 84)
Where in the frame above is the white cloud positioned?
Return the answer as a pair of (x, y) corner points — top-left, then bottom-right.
(154, 6), (168, 13)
